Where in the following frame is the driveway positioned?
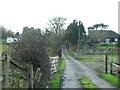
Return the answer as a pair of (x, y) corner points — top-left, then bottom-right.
(61, 47), (117, 89)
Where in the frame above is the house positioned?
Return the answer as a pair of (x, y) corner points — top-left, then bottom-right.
(50, 56), (59, 73)
(88, 30), (119, 44)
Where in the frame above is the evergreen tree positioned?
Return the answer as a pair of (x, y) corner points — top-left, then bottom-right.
(64, 20), (86, 47)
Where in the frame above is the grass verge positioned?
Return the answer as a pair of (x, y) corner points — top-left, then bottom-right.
(50, 57), (65, 88)
(59, 57), (65, 72)
(99, 74), (120, 87)
(79, 78), (97, 89)
(50, 74), (62, 88)
(68, 51), (74, 58)
(0, 39), (8, 53)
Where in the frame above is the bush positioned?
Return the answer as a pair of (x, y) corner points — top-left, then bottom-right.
(10, 27), (51, 88)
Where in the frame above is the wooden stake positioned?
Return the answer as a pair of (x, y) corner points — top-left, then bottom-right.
(105, 54), (108, 74)
(27, 62), (33, 88)
(110, 61), (113, 74)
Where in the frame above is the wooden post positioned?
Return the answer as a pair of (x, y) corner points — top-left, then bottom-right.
(36, 71), (42, 88)
(105, 54), (108, 74)
(33, 67), (42, 87)
(2, 54), (10, 88)
(33, 68), (40, 87)
(110, 61), (113, 74)
(27, 62), (33, 88)
(11, 65), (15, 88)
(0, 56), (4, 90)
(17, 78), (20, 88)
(57, 56), (59, 71)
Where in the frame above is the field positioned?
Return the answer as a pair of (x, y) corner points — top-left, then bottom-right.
(97, 45), (117, 50)
(79, 55), (105, 74)
(78, 54), (118, 75)
(0, 39), (8, 53)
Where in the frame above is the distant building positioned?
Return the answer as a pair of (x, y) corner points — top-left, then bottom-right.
(88, 30), (119, 44)
(7, 37), (18, 44)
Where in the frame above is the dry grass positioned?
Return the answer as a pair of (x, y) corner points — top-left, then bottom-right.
(79, 55), (118, 74)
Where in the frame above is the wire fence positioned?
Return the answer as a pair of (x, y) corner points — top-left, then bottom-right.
(79, 49), (118, 55)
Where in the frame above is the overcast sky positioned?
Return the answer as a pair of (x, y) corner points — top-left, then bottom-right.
(0, 0), (119, 34)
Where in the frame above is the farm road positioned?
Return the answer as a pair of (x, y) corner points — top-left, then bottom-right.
(61, 47), (116, 89)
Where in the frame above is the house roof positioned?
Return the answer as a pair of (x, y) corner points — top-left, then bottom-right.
(88, 30), (119, 41)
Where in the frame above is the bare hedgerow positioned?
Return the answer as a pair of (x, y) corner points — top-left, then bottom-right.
(9, 26), (51, 88)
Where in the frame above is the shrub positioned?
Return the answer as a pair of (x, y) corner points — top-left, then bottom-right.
(10, 27), (51, 88)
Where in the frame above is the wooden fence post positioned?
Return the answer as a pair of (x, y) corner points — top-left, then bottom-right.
(110, 61), (113, 74)
(17, 78), (20, 88)
(0, 56), (4, 90)
(3, 53), (10, 88)
(27, 62), (33, 88)
(105, 54), (108, 74)
(0, 53), (10, 89)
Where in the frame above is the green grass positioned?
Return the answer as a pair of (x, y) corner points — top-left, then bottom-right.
(79, 78), (97, 89)
(97, 45), (117, 50)
(59, 57), (65, 72)
(0, 39), (8, 53)
(99, 74), (120, 87)
(68, 51), (74, 58)
(0, 39), (7, 44)
(51, 74), (62, 88)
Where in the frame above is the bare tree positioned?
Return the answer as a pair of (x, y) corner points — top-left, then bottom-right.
(45, 17), (67, 56)
(48, 17), (67, 36)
